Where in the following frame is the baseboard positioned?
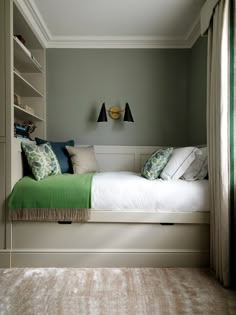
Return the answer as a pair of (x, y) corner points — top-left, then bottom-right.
(6, 250), (209, 268)
(0, 251), (11, 267)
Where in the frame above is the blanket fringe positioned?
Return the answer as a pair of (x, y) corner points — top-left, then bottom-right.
(9, 208), (91, 222)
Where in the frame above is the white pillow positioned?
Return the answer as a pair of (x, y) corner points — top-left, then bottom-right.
(182, 147), (208, 181)
(66, 146), (97, 174)
(160, 147), (199, 180)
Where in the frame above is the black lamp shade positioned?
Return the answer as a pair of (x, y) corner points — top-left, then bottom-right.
(124, 103), (134, 122)
(97, 103), (107, 122)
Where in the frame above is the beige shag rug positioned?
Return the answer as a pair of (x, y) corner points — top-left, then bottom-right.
(0, 268), (236, 315)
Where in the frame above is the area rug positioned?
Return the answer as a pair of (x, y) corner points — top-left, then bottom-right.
(0, 268), (236, 315)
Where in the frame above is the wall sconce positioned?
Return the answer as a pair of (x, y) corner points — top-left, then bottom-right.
(97, 103), (134, 122)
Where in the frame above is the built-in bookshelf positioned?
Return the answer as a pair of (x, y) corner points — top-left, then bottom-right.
(0, 0), (47, 257)
(13, 2), (46, 140)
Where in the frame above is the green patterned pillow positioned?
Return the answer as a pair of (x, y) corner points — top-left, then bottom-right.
(21, 142), (61, 181)
(142, 148), (173, 180)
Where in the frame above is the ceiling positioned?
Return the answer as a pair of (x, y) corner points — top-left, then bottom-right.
(17, 0), (206, 48)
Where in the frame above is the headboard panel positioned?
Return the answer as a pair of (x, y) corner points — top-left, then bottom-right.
(94, 145), (161, 173)
(12, 140), (161, 188)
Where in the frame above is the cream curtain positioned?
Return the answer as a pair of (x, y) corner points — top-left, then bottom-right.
(200, 0), (220, 35)
(207, 0), (230, 286)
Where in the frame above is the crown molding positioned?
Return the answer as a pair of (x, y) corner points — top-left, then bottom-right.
(15, 0), (201, 49)
(47, 36), (190, 49)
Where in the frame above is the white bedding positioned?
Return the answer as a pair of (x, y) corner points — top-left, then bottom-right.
(91, 172), (209, 212)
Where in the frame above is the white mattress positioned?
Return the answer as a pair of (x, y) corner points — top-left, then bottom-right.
(91, 172), (209, 212)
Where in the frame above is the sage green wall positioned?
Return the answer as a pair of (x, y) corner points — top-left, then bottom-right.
(188, 36), (208, 145)
(46, 49), (191, 146)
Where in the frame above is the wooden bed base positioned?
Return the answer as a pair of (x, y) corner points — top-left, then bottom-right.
(0, 142), (210, 268)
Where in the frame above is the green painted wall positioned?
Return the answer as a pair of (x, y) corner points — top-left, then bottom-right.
(188, 36), (208, 145)
(46, 42), (207, 146)
(46, 49), (191, 146)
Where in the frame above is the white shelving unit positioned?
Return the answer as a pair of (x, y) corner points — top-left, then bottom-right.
(0, 0), (46, 265)
(0, 0), (46, 268)
(13, 1), (46, 140)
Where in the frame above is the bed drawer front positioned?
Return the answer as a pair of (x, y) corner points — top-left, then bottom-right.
(12, 222), (209, 251)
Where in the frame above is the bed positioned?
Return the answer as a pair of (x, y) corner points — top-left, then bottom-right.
(3, 141), (210, 268)
(92, 171), (208, 212)
(8, 171), (209, 220)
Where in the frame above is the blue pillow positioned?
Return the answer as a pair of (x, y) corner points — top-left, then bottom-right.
(35, 138), (74, 173)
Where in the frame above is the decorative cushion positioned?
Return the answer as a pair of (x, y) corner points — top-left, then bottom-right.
(66, 146), (97, 174)
(21, 149), (33, 176)
(142, 148), (173, 180)
(182, 147), (208, 181)
(160, 147), (199, 180)
(21, 142), (61, 181)
(35, 138), (74, 173)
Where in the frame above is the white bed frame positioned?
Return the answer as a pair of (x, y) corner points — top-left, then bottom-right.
(1, 141), (210, 268)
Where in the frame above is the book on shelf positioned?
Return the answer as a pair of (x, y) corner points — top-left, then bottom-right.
(15, 135), (30, 141)
(15, 103), (35, 115)
(14, 35), (31, 58)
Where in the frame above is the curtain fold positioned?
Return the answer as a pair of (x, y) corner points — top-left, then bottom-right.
(230, 0), (235, 288)
(200, 0), (220, 35)
(207, 0), (231, 286)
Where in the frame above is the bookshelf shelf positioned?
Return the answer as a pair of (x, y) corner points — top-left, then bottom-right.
(14, 37), (42, 73)
(14, 70), (43, 97)
(14, 104), (44, 121)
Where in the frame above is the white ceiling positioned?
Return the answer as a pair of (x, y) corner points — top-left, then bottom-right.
(17, 0), (206, 48)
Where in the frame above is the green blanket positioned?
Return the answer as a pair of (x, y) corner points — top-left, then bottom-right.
(8, 173), (94, 221)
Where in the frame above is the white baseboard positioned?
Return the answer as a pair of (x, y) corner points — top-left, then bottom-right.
(0, 252), (11, 267)
(1, 250), (209, 268)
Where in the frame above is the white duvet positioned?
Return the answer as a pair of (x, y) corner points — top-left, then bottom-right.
(91, 172), (209, 212)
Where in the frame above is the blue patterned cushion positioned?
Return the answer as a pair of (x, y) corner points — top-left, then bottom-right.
(35, 138), (74, 173)
(142, 148), (173, 180)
